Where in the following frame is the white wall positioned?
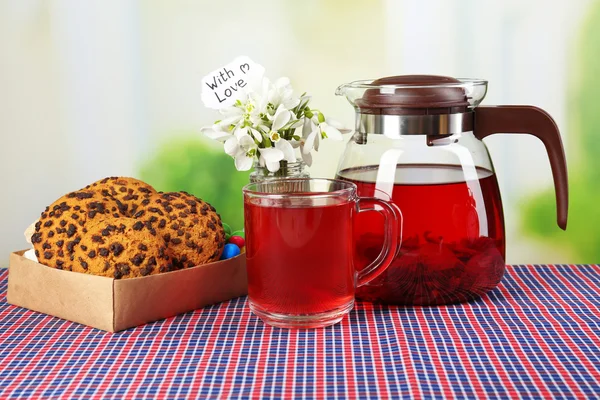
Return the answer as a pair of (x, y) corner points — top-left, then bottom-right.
(0, 0), (591, 265)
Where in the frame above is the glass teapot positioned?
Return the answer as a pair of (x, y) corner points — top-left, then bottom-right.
(335, 75), (568, 305)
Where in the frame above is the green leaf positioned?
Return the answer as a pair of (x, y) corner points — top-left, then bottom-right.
(318, 112), (325, 124)
(296, 99), (310, 114)
(292, 135), (301, 141)
(305, 109), (314, 118)
(281, 119), (300, 130)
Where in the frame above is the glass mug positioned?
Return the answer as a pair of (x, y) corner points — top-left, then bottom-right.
(243, 178), (401, 328)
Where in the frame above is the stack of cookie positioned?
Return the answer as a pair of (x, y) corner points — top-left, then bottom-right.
(30, 177), (226, 279)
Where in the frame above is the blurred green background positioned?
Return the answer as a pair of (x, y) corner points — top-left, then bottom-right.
(140, 136), (249, 230)
(523, 0), (600, 262)
(0, 0), (598, 265)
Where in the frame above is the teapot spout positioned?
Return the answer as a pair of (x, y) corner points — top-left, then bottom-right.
(335, 83), (349, 97)
(335, 80), (375, 108)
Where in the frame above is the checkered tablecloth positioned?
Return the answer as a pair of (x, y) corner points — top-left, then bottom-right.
(0, 265), (599, 399)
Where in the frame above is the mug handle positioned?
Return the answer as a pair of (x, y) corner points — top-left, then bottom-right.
(356, 197), (402, 287)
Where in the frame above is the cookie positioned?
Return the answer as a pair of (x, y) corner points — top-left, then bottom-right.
(74, 218), (171, 278)
(32, 178), (227, 278)
(31, 190), (120, 270)
(138, 192), (226, 268)
(84, 177), (156, 217)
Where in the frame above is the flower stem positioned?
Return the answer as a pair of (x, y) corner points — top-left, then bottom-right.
(276, 160), (288, 177)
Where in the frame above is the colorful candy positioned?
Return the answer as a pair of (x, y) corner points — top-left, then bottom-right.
(218, 223), (245, 259)
(220, 243), (241, 260)
(231, 230), (245, 239)
(228, 235), (245, 248)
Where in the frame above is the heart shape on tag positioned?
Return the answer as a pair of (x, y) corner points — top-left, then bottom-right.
(240, 63), (250, 74)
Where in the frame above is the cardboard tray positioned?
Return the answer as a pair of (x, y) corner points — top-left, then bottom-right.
(7, 250), (247, 332)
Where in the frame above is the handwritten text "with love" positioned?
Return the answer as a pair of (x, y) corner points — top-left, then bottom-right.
(201, 57), (265, 109)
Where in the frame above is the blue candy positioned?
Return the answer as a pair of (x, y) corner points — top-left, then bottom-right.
(220, 243), (241, 260)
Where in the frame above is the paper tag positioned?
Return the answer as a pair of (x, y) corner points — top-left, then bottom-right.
(201, 56), (265, 109)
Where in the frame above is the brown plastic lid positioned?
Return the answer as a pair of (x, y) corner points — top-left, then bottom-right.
(356, 75), (470, 115)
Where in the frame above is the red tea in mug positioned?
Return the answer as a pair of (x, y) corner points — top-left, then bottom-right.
(243, 178), (399, 328)
(244, 199), (355, 316)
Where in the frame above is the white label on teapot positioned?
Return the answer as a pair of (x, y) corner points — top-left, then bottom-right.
(201, 56), (265, 109)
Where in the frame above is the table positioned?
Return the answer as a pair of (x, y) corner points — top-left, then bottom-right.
(0, 265), (599, 399)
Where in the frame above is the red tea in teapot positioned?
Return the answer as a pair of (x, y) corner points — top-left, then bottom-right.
(338, 164), (506, 305)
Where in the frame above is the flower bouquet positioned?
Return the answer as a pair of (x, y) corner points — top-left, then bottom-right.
(201, 77), (344, 176)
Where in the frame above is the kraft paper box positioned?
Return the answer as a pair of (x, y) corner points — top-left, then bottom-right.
(7, 250), (247, 332)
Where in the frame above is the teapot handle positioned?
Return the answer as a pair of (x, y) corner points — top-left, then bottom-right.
(474, 105), (568, 230)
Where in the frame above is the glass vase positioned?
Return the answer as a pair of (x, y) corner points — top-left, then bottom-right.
(249, 161), (309, 183)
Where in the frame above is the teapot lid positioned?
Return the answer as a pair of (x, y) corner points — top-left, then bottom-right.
(337, 75), (488, 115)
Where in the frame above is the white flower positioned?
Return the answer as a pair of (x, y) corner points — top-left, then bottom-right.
(298, 146), (312, 166)
(220, 104), (244, 118)
(296, 119), (343, 167)
(320, 122), (343, 141)
(200, 125), (232, 142)
(223, 127), (246, 156)
(234, 135), (258, 171)
(275, 139), (296, 163)
(265, 104), (292, 144)
(297, 94), (312, 110)
(268, 77), (300, 109)
(302, 119), (320, 155)
(258, 147), (285, 172)
(269, 131), (281, 143)
(223, 128), (258, 171)
(271, 104), (291, 131)
(325, 118), (352, 134)
(200, 105), (247, 141)
(246, 78), (271, 125)
(218, 104), (246, 129)
(201, 75), (345, 173)
(249, 127), (263, 143)
(294, 118), (315, 167)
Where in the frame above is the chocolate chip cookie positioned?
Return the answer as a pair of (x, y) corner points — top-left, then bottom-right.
(85, 177), (156, 217)
(75, 218), (171, 278)
(31, 190), (120, 271)
(32, 178), (227, 278)
(138, 192), (226, 268)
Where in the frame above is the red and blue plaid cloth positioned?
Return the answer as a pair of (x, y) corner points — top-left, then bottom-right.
(0, 265), (599, 399)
